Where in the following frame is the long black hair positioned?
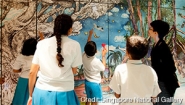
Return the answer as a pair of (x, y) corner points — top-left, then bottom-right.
(54, 14), (73, 67)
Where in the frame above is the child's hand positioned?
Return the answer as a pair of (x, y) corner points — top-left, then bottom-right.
(0, 77), (5, 84)
(27, 97), (32, 105)
(39, 31), (44, 40)
(89, 29), (93, 36)
(102, 47), (107, 57)
(87, 29), (93, 42)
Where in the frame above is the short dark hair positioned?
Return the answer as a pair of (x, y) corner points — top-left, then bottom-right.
(126, 35), (149, 60)
(21, 38), (37, 56)
(84, 41), (97, 56)
(150, 20), (170, 39)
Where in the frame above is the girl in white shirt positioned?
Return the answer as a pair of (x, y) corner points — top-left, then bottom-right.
(29, 14), (82, 105)
(11, 38), (37, 105)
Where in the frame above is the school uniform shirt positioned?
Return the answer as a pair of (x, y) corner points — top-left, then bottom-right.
(82, 53), (105, 83)
(109, 60), (161, 105)
(12, 54), (33, 78)
(32, 36), (82, 91)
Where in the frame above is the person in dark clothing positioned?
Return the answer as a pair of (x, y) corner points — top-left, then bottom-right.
(149, 20), (179, 105)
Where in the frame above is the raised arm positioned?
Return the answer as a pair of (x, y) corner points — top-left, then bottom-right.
(0, 77), (5, 84)
(87, 29), (93, 42)
(39, 31), (44, 40)
(13, 69), (22, 73)
(102, 47), (107, 67)
(72, 67), (78, 75)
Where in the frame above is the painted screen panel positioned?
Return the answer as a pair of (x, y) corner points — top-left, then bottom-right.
(0, 0), (185, 105)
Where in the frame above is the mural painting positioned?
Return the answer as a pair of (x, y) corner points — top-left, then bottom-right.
(0, 0), (185, 104)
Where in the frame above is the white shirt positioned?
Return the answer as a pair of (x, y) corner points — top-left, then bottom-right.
(172, 71), (185, 105)
(32, 36), (82, 91)
(12, 54), (33, 78)
(82, 53), (105, 83)
(109, 60), (161, 105)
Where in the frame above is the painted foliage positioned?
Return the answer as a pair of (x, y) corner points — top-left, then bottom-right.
(0, 0), (185, 104)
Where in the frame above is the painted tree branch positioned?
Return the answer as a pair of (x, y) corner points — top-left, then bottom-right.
(147, 0), (152, 27)
(177, 28), (185, 35)
(137, 0), (144, 36)
(157, 0), (161, 20)
(176, 39), (185, 54)
(37, 5), (51, 18)
(40, 7), (65, 23)
(0, 1), (12, 21)
(126, 0), (139, 35)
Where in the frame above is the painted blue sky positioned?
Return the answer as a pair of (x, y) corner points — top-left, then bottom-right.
(175, 0), (185, 37)
(70, 4), (129, 58)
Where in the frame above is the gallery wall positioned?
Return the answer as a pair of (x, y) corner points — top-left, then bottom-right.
(0, 0), (185, 104)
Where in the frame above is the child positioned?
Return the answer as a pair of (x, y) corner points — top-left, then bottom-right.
(109, 35), (161, 105)
(11, 38), (37, 105)
(83, 29), (107, 105)
(29, 14), (82, 105)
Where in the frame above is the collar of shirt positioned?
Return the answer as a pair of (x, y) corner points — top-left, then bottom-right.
(181, 83), (185, 87)
(127, 60), (142, 65)
(61, 35), (68, 38)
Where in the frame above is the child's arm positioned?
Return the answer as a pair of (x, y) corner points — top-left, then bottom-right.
(114, 93), (121, 98)
(72, 67), (78, 75)
(39, 31), (44, 40)
(13, 69), (22, 73)
(87, 29), (93, 42)
(102, 47), (107, 67)
(109, 66), (121, 98)
(29, 63), (40, 97)
(0, 77), (5, 84)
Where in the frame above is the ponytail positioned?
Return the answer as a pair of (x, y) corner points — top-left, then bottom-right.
(53, 14), (73, 67)
(56, 33), (64, 67)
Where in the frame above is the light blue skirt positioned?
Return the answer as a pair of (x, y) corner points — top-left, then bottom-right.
(12, 77), (29, 105)
(32, 87), (80, 105)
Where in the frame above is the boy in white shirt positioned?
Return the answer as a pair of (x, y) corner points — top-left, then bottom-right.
(83, 29), (107, 105)
(109, 35), (161, 105)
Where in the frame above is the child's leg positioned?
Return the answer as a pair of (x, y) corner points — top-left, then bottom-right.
(91, 102), (98, 105)
(85, 80), (93, 105)
(91, 83), (103, 102)
(85, 102), (91, 105)
(85, 80), (103, 105)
